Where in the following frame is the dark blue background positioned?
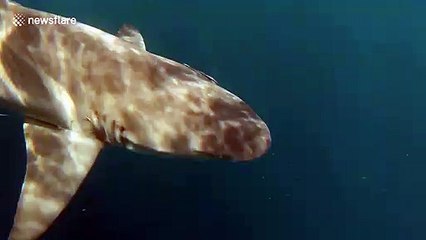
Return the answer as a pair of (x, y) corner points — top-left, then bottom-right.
(1, 0), (425, 239)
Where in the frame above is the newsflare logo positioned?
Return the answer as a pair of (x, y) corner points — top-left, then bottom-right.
(12, 13), (77, 27)
(12, 13), (25, 27)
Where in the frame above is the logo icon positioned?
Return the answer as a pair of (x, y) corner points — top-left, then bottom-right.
(13, 13), (26, 27)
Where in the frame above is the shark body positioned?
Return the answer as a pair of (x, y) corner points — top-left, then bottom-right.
(0, 0), (271, 239)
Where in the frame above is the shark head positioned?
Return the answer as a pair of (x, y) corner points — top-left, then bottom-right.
(85, 46), (271, 161)
(77, 24), (271, 162)
(106, 61), (269, 161)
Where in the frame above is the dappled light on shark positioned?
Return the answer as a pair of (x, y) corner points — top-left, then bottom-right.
(0, 0), (271, 239)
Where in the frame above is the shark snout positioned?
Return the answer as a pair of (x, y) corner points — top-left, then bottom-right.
(221, 115), (271, 161)
(196, 96), (271, 161)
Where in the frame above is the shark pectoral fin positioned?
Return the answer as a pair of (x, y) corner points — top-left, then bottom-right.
(117, 24), (146, 50)
(9, 123), (103, 240)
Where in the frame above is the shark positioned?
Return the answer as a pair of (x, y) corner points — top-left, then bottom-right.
(0, 0), (271, 239)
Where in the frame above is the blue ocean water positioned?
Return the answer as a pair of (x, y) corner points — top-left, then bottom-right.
(1, 0), (426, 239)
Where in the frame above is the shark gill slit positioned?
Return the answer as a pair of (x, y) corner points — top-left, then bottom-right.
(86, 110), (128, 146)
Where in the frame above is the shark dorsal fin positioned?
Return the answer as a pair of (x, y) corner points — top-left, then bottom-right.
(117, 24), (146, 50)
(9, 123), (103, 240)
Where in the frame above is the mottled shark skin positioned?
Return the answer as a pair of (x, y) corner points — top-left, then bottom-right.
(0, 0), (271, 239)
